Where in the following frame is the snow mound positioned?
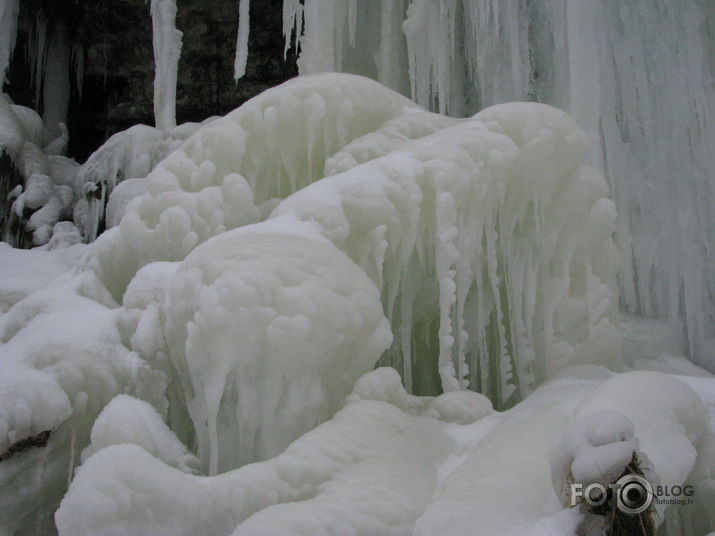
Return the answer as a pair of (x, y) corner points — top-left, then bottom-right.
(81, 394), (199, 474)
(57, 368), (708, 536)
(0, 272), (166, 533)
(0, 240), (85, 311)
(56, 397), (451, 536)
(549, 410), (638, 505)
(421, 390), (494, 424)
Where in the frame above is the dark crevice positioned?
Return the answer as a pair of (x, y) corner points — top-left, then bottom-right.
(0, 430), (52, 462)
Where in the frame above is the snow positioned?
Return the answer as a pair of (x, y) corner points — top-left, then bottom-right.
(81, 395), (200, 474)
(0, 241), (85, 312)
(54, 366), (711, 536)
(233, 0), (250, 81)
(0, 270), (167, 534)
(549, 410), (639, 505)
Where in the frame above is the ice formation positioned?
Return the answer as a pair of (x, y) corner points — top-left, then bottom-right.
(0, 29), (712, 532)
(83, 74), (620, 408)
(286, 0), (715, 372)
(87, 73), (417, 298)
(53, 366), (710, 536)
(41, 22), (70, 149)
(233, 0), (250, 81)
(163, 226), (392, 473)
(0, 94), (80, 247)
(273, 98), (620, 403)
(149, 0), (182, 134)
(0, 0), (19, 89)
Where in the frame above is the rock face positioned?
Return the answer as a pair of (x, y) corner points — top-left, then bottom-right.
(4, 0), (296, 162)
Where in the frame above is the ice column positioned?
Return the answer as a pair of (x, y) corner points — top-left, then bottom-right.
(41, 22), (71, 151)
(233, 0), (250, 81)
(149, 0), (182, 134)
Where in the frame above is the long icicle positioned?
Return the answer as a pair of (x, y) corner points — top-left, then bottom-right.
(149, 0), (182, 133)
(234, 0), (250, 81)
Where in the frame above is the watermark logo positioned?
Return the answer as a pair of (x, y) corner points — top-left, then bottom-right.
(571, 475), (695, 514)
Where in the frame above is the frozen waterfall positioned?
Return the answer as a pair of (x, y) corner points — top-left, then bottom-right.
(285, 0), (715, 371)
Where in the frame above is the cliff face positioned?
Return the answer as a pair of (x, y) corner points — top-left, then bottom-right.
(4, 0), (297, 162)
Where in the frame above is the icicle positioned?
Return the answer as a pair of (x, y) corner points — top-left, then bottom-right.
(0, 0), (19, 90)
(31, 13), (48, 108)
(233, 0), (250, 81)
(149, 0), (182, 134)
(71, 43), (84, 100)
(281, 0), (303, 59)
(42, 22), (71, 151)
(346, 0), (358, 47)
(377, 0), (407, 93)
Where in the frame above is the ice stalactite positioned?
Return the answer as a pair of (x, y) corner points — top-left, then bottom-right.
(0, 0), (19, 90)
(285, 0), (715, 372)
(377, 0), (408, 94)
(402, 0), (467, 116)
(41, 22), (70, 152)
(29, 12), (49, 109)
(149, 0), (183, 134)
(233, 0), (250, 81)
(282, 0), (303, 59)
(273, 98), (620, 404)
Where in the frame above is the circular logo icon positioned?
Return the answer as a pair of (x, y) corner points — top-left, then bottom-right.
(615, 474), (654, 515)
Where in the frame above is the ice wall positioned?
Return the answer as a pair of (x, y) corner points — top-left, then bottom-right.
(286, 0), (715, 370)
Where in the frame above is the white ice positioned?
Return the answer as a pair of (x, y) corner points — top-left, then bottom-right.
(0, 72), (711, 536)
